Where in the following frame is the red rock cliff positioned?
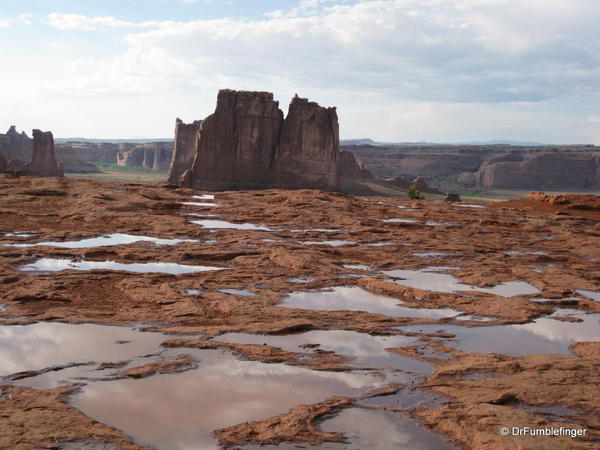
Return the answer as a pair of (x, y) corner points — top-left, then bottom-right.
(180, 90), (341, 191)
(24, 130), (63, 177)
(167, 118), (202, 184)
(274, 95), (340, 190)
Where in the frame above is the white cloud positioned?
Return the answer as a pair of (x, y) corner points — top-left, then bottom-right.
(3, 0), (600, 142)
(0, 19), (10, 28)
(45, 13), (161, 31)
(17, 13), (33, 25)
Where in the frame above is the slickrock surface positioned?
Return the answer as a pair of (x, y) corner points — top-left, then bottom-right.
(0, 174), (599, 448)
(0, 386), (144, 450)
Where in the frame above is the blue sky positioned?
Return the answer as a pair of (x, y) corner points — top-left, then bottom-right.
(1, 0), (599, 143)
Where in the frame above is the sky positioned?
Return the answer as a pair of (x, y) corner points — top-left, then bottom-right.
(1, 0), (599, 143)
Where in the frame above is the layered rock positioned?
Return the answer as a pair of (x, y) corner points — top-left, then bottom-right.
(476, 152), (600, 189)
(167, 118), (202, 184)
(0, 126), (33, 170)
(339, 150), (372, 179)
(274, 95), (340, 190)
(186, 90), (284, 190)
(410, 176), (445, 195)
(24, 130), (63, 177)
(345, 143), (600, 190)
(117, 143), (172, 171)
(180, 90), (341, 191)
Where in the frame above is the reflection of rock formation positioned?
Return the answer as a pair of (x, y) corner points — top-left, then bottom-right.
(168, 118), (202, 184)
(176, 90), (341, 191)
(24, 130), (64, 177)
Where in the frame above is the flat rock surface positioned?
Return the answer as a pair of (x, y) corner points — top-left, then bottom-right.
(1, 174), (599, 449)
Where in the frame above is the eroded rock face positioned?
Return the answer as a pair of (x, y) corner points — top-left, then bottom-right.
(117, 144), (172, 172)
(167, 118), (202, 184)
(411, 176), (445, 195)
(339, 150), (372, 179)
(181, 90), (341, 191)
(24, 130), (64, 177)
(274, 95), (340, 190)
(476, 152), (600, 189)
(346, 144), (600, 190)
(188, 90), (284, 190)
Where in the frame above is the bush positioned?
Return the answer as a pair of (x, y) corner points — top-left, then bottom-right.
(407, 183), (424, 200)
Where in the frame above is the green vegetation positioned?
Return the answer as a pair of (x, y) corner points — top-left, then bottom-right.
(65, 163), (168, 184)
(94, 162), (156, 174)
(407, 183), (424, 200)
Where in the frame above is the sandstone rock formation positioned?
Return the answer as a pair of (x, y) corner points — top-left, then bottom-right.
(444, 193), (461, 202)
(274, 95), (340, 189)
(167, 118), (202, 184)
(386, 176), (411, 190)
(338, 150), (372, 179)
(58, 141), (173, 172)
(24, 130), (63, 177)
(179, 90), (340, 191)
(117, 143), (172, 171)
(345, 143), (600, 190)
(411, 176), (445, 195)
(475, 151), (600, 189)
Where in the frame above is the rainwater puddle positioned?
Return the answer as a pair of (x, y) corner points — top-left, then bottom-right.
(413, 252), (446, 258)
(342, 264), (372, 271)
(191, 219), (272, 231)
(192, 194), (215, 200)
(319, 408), (452, 450)
(181, 202), (220, 207)
(400, 311), (600, 356)
(516, 404), (583, 421)
(279, 286), (460, 319)
(528, 297), (580, 303)
(7, 233), (196, 248)
(218, 289), (257, 297)
(71, 349), (380, 450)
(186, 289), (202, 295)
(365, 241), (394, 247)
(505, 250), (547, 256)
(382, 268), (540, 297)
(298, 240), (356, 247)
(454, 315), (496, 322)
(4, 232), (38, 237)
(577, 290), (600, 302)
(289, 228), (344, 233)
(21, 258), (223, 274)
(382, 218), (417, 224)
(213, 330), (430, 375)
(455, 204), (485, 209)
(425, 221), (454, 227)
(286, 277), (316, 284)
(0, 322), (166, 387)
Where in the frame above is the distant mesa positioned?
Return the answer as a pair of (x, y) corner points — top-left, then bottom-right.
(169, 90), (346, 191)
(0, 126), (64, 177)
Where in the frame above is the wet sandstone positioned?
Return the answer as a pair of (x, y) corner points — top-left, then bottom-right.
(1, 174), (599, 448)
